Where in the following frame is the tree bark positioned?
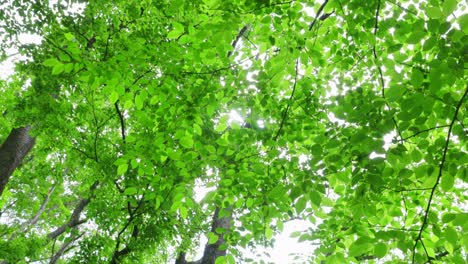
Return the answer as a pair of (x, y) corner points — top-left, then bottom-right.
(177, 207), (232, 264)
(200, 207), (231, 264)
(0, 126), (36, 197)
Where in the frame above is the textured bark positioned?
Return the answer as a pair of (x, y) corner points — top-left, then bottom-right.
(176, 207), (232, 264)
(0, 126), (36, 197)
(200, 207), (232, 264)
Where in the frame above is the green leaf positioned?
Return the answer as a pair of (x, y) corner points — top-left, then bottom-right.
(193, 124), (202, 135)
(246, 198), (253, 208)
(135, 94), (144, 110)
(325, 253), (346, 264)
(309, 190), (321, 206)
(179, 206), (188, 219)
(444, 241), (454, 254)
(206, 145), (216, 154)
(52, 64), (64, 75)
(226, 254), (235, 264)
(459, 14), (468, 33)
(110, 91), (119, 104)
(374, 242), (388, 258)
(43, 58), (60, 67)
(208, 232), (219, 244)
(440, 175), (454, 191)
(442, 213), (456, 223)
(179, 135), (194, 149)
(386, 85), (405, 101)
(117, 164), (128, 175)
(214, 256), (226, 264)
(426, 6), (442, 19)
(387, 44), (403, 53)
(295, 196), (307, 214)
(290, 231), (301, 238)
(124, 187), (137, 195)
(407, 31), (426, 44)
(444, 227), (458, 245)
(442, 0), (458, 15)
(310, 144), (322, 156)
(64, 32), (75, 41)
(349, 239), (371, 257)
(265, 227), (273, 239)
(216, 138), (228, 146)
(167, 22), (184, 39)
(411, 68), (424, 88)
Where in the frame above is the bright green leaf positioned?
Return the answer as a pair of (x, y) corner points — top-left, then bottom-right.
(167, 22), (184, 39)
(43, 58), (60, 67)
(135, 94), (144, 110)
(214, 256), (226, 264)
(180, 135), (194, 149)
(179, 206), (188, 219)
(208, 232), (218, 244)
(265, 227), (273, 239)
(124, 187), (137, 195)
(110, 91), (119, 104)
(52, 64), (64, 75)
(117, 164), (128, 175)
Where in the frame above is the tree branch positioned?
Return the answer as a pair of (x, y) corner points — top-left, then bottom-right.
(227, 25), (250, 57)
(47, 182), (98, 240)
(412, 86), (468, 263)
(309, 0), (329, 31)
(109, 194), (145, 263)
(49, 232), (84, 264)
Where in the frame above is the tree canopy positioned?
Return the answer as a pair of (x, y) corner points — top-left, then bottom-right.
(0, 0), (467, 263)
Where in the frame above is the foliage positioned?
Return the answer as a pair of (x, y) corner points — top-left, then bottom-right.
(0, 0), (467, 263)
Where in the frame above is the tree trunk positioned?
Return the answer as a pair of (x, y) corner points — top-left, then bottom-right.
(0, 126), (36, 197)
(200, 207), (231, 264)
(176, 207), (232, 264)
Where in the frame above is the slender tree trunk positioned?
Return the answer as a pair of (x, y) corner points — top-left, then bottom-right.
(0, 126), (35, 197)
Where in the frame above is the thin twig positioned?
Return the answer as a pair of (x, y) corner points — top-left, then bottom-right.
(114, 102), (126, 144)
(398, 125), (451, 142)
(274, 59), (299, 141)
(387, 0), (419, 17)
(371, 0), (403, 141)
